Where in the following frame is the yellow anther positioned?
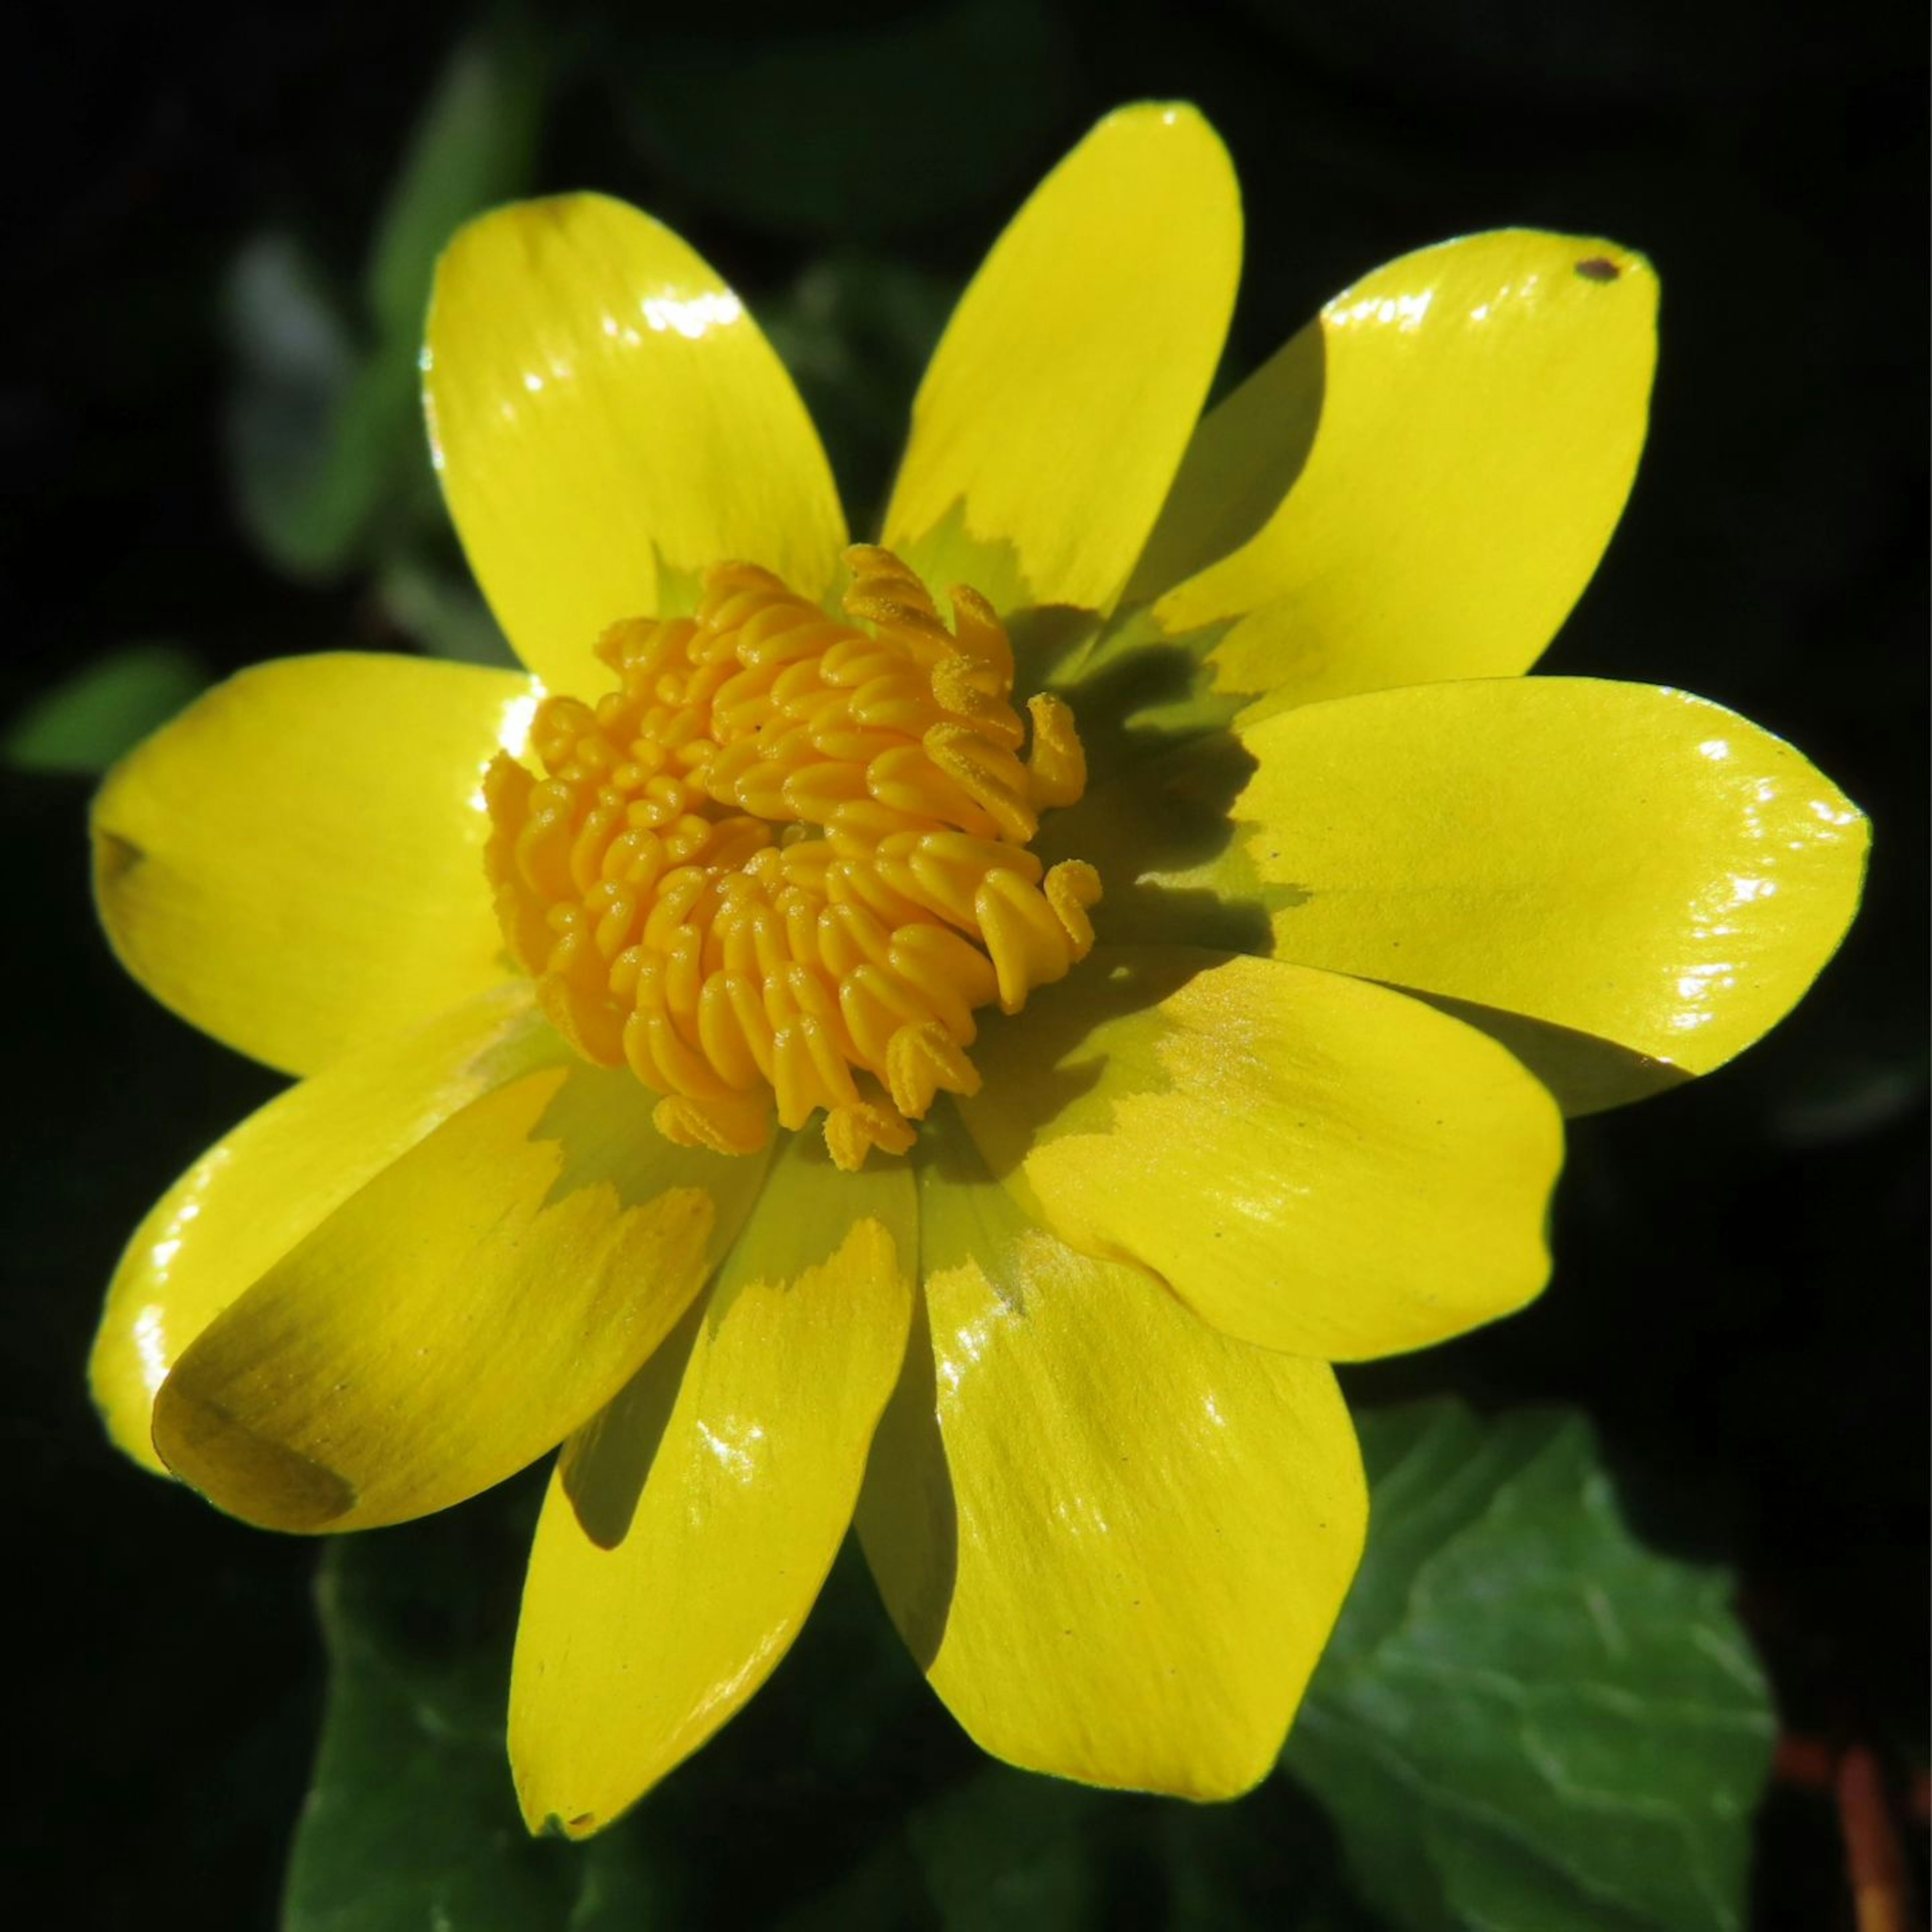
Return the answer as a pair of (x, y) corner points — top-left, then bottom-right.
(653, 1091), (774, 1158)
(976, 865), (1094, 1013)
(484, 546), (1100, 1169)
(932, 656), (1027, 748)
(944, 586), (1015, 685)
(825, 1096), (919, 1171)
(1025, 694), (1088, 809)
(1044, 860), (1103, 957)
(886, 1020), (982, 1120)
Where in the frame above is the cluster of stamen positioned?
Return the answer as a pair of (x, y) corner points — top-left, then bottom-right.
(483, 546), (1099, 1170)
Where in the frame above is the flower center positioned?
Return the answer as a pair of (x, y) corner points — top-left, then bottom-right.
(484, 545), (1099, 1170)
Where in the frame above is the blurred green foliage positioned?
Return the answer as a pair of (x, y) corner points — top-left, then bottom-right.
(610, 0), (1075, 242)
(224, 18), (545, 660)
(3, 643), (210, 775)
(759, 254), (958, 530)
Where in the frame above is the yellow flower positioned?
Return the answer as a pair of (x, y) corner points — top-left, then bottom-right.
(88, 104), (1865, 1837)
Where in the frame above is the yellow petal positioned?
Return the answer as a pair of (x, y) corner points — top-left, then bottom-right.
(1219, 679), (1869, 1082)
(92, 652), (534, 1076)
(510, 1133), (914, 1836)
(858, 1125), (1364, 1799)
(1122, 231), (1656, 706)
(962, 949), (1561, 1359)
(152, 1060), (768, 1533)
(881, 104), (1240, 624)
(426, 194), (847, 694)
(92, 982), (557, 1477)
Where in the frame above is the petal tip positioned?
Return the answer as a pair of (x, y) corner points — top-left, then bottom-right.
(513, 1773), (608, 1841)
(510, 1727), (647, 1843)
(152, 1374), (357, 1534)
(1107, 97), (1206, 129)
(1094, 99), (1233, 172)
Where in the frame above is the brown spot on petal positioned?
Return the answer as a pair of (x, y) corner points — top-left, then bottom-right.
(1575, 256), (1621, 283)
(91, 826), (145, 887)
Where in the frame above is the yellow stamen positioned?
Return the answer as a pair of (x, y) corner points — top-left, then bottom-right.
(485, 547), (1099, 1169)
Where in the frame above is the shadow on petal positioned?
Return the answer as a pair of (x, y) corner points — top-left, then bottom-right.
(857, 1288), (957, 1673)
(558, 1294), (705, 1550)
(1397, 987), (1695, 1116)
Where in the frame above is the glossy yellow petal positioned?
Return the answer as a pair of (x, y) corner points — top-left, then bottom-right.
(1204, 679), (1866, 1083)
(92, 652), (534, 1076)
(92, 983), (557, 1477)
(962, 949), (1561, 1359)
(511, 1134), (915, 1836)
(1120, 231), (1655, 706)
(881, 104), (1240, 624)
(152, 1061), (768, 1533)
(858, 1125), (1364, 1799)
(426, 194), (847, 694)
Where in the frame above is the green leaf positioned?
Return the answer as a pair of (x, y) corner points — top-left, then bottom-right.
(908, 1773), (1113, 1928)
(364, 19), (550, 345)
(227, 22), (546, 583)
(376, 551), (520, 667)
(284, 1506), (924, 1930)
(1282, 1400), (1775, 1932)
(758, 253), (958, 529)
(786, 1755), (1376, 1932)
(4, 643), (210, 774)
(282, 1494), (577, 1932)
(225, 239), (420, 579)
(614, 0), (1074, 242)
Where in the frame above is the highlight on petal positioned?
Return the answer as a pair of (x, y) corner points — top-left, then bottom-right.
(962, 949), (1562, 1359)
(426, 193), (847, 695)
(510, 1134), (915, 1837)
(92, 982), (557, 1476)
(92, 652), (535, 1077)
(151, 1059), (770, 1533)
(1117, 230), (1657, 707)
(882, 103), (1240, 626)
(1221, 678), (1868, 1087)
(858, 1122), (1365, 1800)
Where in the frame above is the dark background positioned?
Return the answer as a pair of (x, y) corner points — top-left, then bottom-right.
(7, 2), (1924, 1925)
